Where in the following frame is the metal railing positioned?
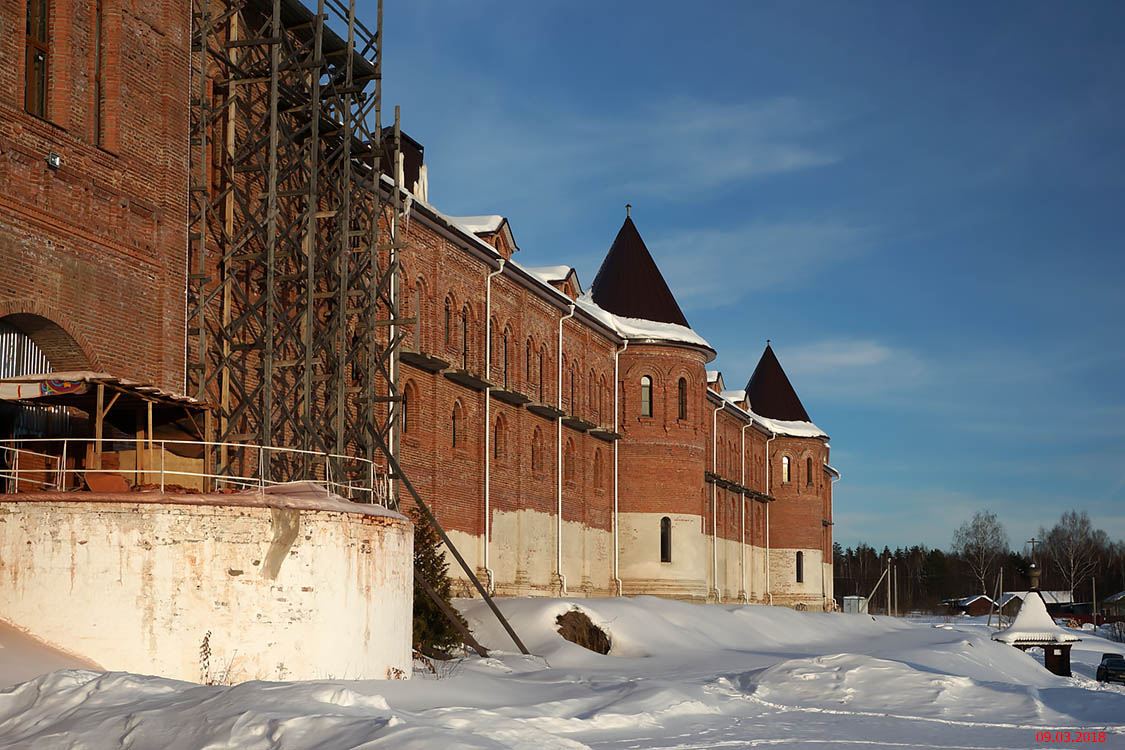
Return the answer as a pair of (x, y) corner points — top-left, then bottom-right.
(0, 438), (394, 505)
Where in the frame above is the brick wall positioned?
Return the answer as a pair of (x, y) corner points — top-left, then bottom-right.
(0, 0), (189, 391)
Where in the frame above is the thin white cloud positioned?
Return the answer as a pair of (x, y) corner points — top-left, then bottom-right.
(647, 221), (871, 310)
(710, 337), (930, 405)
(417, 95), (839, 215)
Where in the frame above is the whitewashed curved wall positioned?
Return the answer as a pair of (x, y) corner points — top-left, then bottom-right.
(0, 495), (412, 682)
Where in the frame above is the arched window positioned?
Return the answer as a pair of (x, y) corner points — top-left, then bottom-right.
(502, 328), (510, 387)
(569, 364), (577, 413)
(593, 449), (603, 489)
(600, 374), (607, 423)
(807, 456), (813, 486)
(489, 319), (496, 370)
(677, 377), (687, 420)
(796, 551), (804, 583)
(660, 517), (672, 563)
(538, 345), (546, 402)
(493, 414), (506, 459)
(443, 297), (453, 347)
(451, 401), (462, 447)
(413, 284), (423, 350)
(564, 439), (576, 481)
(401, 381), (417, 433)
(640, 375), (652, 417)
(588, 370), (598, 421)
(782, 455), (791, 483)
(460, 305), (470, 369)
(531, 427), (543, 471)
(525, 338), (533, 388)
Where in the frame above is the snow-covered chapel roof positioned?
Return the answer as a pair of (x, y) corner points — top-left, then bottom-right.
(992, 591), (1080, 645)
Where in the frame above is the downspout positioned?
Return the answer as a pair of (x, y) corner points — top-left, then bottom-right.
(765, 429), (776, 605)
(612, 338), (629, 596)
(482, 259), (505, 593)
(711, 402), (723, 602)
(740, 422), (750, 602)
(827, 468), (841, 611)
(556, 303), (576, 596)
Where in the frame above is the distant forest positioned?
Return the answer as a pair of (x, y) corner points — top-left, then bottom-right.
(833, 510), (1125, 613)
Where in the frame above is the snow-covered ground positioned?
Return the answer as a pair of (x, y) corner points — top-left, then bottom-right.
(2, 598), (1123, 748)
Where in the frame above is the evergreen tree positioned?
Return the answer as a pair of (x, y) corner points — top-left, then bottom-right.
(410, 505), (469, 658)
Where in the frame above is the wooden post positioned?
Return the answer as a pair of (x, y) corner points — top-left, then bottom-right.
(147, 400), (154, 485)
(94, 383), (105, 471)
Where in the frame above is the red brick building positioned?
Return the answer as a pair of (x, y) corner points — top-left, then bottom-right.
(1, 0), (189, 390)
(0, 0), (836, 609)
(393, 199), (838, 608)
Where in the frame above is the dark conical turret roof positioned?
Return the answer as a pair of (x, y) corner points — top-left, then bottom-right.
(745, 343), (812, 422)
(589, 216), (690, 328)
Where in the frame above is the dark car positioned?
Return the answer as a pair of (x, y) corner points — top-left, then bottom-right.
(1096, 656), (1125, 684)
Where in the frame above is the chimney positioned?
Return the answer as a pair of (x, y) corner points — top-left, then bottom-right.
(381, 128), (426, 201)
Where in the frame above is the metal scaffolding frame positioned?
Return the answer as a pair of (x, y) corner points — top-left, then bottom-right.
(187, 0), (529, 654)
(188, 0), (400, 494)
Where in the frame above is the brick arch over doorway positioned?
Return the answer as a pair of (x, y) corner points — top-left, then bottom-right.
(0, 308), (98, 373)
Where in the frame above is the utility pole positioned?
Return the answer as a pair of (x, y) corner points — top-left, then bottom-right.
(1093, 576), (1097, 627)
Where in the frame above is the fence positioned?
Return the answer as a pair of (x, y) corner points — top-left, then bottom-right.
(0, 437), (394, 505)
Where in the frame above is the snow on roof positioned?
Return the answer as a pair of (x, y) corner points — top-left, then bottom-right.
(954, 595), (993, 607)
(1000, 591), (1074, 606)
(993, 591), (1080, 645)
(576, 291), (713, 352)
(710, 385), (828, 439)
(525, 265), (579, 289)
(707, 370), (720, 383)
(1104, 591), (1125, 603)
(758, 417), (828, 439)
(721, 389), (747, 406)
(447, 215), (505, 234)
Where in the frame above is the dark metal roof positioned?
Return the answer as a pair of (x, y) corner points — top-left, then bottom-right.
(745, 344), (812, 422)
(589, 217), (689, 328)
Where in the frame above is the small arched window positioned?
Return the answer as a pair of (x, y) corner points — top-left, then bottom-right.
(796, 551), (804, 583)
(531, 428), (543, 471)
(525, 338), (533, 387)
(443, 297), (453, 346)
(494, 414), (506, 460)
(413, 285), (423, 350)
(660, 517), (672, 563)
(677, 377), (687, 420)
(640, 375), (653, 417)
(588, 370), (598, 421)
(564, 439), (576, 481)
(538, 346), (546, 402)
(807, 457), (813, 486)
(782, 455), (791, 484)
(451, 401), (462, 447)
(460, 305), (470, 369)
(502, 329), (510, 387)
(401, 381), (416, 433)
(569, 364), (577, 413)
(593, 449), (603, 488)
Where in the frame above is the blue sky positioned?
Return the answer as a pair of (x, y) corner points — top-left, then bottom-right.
(369, 1), (1125, 551)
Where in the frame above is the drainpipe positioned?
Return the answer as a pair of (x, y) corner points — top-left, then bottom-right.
(482, 259), (505, 594)
(612, 338), (628, 596)
(556, 303), (576, 596)
(740, 422), (751, 603)
(827, 468), (841, 610)
(765, 429), (776, 606)
(711, 402), (723, 602)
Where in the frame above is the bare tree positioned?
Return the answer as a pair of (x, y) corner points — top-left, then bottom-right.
(951, 510), (1008, 594)
(1041, 510), (1109, 599)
